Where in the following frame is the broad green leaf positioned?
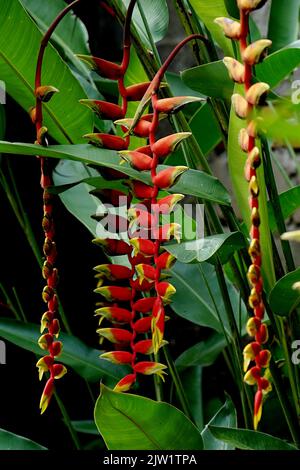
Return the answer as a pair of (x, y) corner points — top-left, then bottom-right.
(122, 0), (169, 46)
(268, 0), (300, 52)
(189, 102), (222, 156)
(53, 160), (101, 236)
(0, 141), (231, 206)
(94, 385), (203, 450)
(0, 0), (93, 144)
(170, 262), (246, 335)
(176, 333), (226, 369)
(0, 428), (46, 450)
(20, 0), (90, 78)
(180, 367), (203, 430)
(189, 0), (233, 56)
(181, 61), (233, 99)
(257, 41), (300, 88)
(0, 318), (127, 383)
(228, 84), (275, 292)
(202, 398), (237, 450)
(268, 186), (300, 233)
(165, 232), (246, 265)
(269, 268), (300, 316)
(71, 421), (98, 435)
(208, 426), (297, 450)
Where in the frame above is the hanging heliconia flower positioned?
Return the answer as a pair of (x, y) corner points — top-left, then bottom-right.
(215, 0), (272, 429)
(80, 1), (207, 393)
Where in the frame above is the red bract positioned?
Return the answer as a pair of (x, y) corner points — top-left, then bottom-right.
(152, 166), (188, 189)
(152, 133), (191, 158)
(77, 54), (123, 80)
(80, 99), (124, 120)
(83, 133), (128, 150)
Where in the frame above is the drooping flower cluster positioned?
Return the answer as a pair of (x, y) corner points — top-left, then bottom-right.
(79, 2), (204, 392)
(32, 1), (81, 413)
(215, 0), (272, 429)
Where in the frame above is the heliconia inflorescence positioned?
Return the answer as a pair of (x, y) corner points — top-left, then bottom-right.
(31, 1), (83, 413)
(78, 2), (206, 393)
(215, 0), (272, 429)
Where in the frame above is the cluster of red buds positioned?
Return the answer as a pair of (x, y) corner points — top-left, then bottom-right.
(78, 2), (204, 392)
(215, 0), (272, 429)
(30, 1), (82, 413)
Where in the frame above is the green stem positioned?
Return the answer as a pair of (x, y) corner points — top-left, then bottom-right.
(261, 136), (295, 272)
(54, 392), (81, 450)
(163, 346), (194, 421)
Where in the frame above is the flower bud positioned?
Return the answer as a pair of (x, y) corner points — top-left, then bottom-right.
(242, 39), (272, 66)
(40, 311), (53, 333)
(223, 57), (245, 83)
(251, 207), (260, 227)
(249, 147), (261, 169)
(83, 133), (128, 150)
(125, 82), (152, 101)
(253, 390), (263, 430)
(76, 55), (122, 80)
(79, 99), (124, 120)
(244, 365), (261, 385)
(157, 281), (176, 304)
(126, 181), (154, 199)
(36, 356), (54, 381)
(94, 286), (132, 302)
(97, 327), (132, 344)
(155, 96), (204, 114)
(256, 323), (268, 344)
(35, 85), (59, 102)
(135, 264), (156, 283)
(119, 151), (152, 171)
(42, 286), (54, 303)
(156, 194), (184, 214)
(38, 333), (53, 351)
(239, 128), (250, 152)
(115, 118), (152, 138)
(246, 82), (270, 106)
(92, 238), (132, 255)
(133, 361), (167, 381)
(93, 264), (132, 281)
(50, 341), (63, 357)
(133, 297), (156, 313)
(131, 278), (154, 292)
(39, 378), (55, 414)
(237, 0), (268, 12)
(231, 94), (249, 119)
(114, 373), (136, 392)
(257, 349), (271, 368)
(29, 106), (37, 124)
(130, 238), (155, 257)
(243, 342), (261, 371)
(249, 238), (261, 259)
(133, 316), (152, 333)
(153, 166), (188, 190)
(214, 17), (241, 39)
(247, 264), (261, 286)
(152, 133), (191, 159)
(246, 316), (261, 336)
(94, 306), (132, 324)
(52, 364), (67, 379)
(249, 176), (259, 197)
(156, 252), (176, 270)
(100, 351), (133, 364)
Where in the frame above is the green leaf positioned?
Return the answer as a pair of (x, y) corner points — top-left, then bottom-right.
(228, 84), (275, 292)
(165, 232), (246, 265)
(123, 0), (169, 46)
(20, 0), (90, 78)
(71, 421), (98, 435)
(94, 385), (203, 450)
(268, 186), (300, 233)
(0, 141), (231, 206)
(0, 0), (93, 144)
(257, 41), (300, 88)
(268, 0), (300, 52)
(208, 426), (297, 450)
(269, 268), (300, 316)
(0, 318), (127, 383)
(189, 102), (222, 156)
(181, 61), (233, 99)
(176, 333), (226, 369)
(0, 428), (46, 450)
(202, 398), (237, 450)
(53, 160), (101, 236)
(189, 0), (233, 56)
(170, 262), (246, 335)
(180, 367), (203, 430)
